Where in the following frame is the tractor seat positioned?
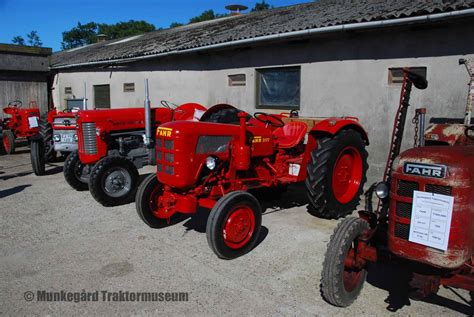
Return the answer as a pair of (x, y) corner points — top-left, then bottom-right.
(272, 121), (308, 148)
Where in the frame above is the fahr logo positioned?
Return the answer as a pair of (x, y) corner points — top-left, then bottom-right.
(63, 120), (71, 126)
(403, 162), (446, 179)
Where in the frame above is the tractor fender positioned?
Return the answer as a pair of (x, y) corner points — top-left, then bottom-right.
(309, 118), (369, 145)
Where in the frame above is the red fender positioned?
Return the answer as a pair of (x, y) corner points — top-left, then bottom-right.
(310, 117), (369, 144)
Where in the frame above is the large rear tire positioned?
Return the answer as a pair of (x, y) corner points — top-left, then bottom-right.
(89, 156), (139, 207)
(321, 217), (369, 307)
(2, 130), (15, 154)
(305, 129), (368, 219)
(206, 191), (262, 260)
(63, 151), (90, 191)
(39, 118), (55, 162)
(30, 139), (45, 176)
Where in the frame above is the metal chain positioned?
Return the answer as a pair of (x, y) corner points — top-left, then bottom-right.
(412, 112), (419, 147)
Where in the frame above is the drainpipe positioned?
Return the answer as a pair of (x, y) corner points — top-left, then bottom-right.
(144, 79), (152, 148)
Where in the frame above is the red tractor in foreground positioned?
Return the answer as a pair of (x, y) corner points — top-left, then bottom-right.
(320, 62), (474, 308)
(64, 101), (206, 207)
(0, 100), (41, 154)
(136, 103), (369, 259)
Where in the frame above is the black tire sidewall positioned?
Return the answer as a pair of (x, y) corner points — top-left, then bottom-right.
(63, 151), (89, 191)
(206, 191), (262, 259)
(31, 140), (45, 175)
(4, 130), (15, 154)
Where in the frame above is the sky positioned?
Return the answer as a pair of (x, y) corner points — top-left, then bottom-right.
(0, 0), (311, 51)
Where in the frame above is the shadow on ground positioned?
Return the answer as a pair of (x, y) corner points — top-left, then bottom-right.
(0, 184), (31, 199)
(0, 171), (32, 181)
(366, 262), (473, 315)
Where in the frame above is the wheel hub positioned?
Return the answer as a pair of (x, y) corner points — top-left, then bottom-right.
(223, 206), (255, 249)
(104, 169), (132, 197)
(3, 133), (11, 153)
(332, 146), (363, 204)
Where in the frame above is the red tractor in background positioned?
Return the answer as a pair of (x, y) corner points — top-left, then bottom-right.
(136, 103), (370, 259)
(320, 61), (474, 308)
(65, 101), (206, 207)
(0, 100), (41, 154)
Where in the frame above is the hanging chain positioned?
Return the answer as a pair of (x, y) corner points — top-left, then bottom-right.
(412, 112), (419, 147)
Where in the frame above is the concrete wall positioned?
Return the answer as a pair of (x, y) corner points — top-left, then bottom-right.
(52, 20), (474, 184)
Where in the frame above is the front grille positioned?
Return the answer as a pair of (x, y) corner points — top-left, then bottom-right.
(425, 184), (452, 196)
(82, 122), (97, 154)
(395, 222), (410, 240)
(53, 117), (76, 127)
(397, 180), (419, 197)
(396, 202), (412, 218)
(156, 138), (174, 175)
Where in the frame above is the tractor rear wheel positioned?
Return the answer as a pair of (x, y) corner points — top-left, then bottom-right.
(3, 130), (15, 154)
(206, 191), (262, 260)
(321, 217), (369, 307)
(64, 151), (90, 191)
(39, 118), (55, 162)
(136, 173), (186, 228)
(30, 139), (45, 176)
(89, 156), (139, 207)
(305, 129), (368, 219)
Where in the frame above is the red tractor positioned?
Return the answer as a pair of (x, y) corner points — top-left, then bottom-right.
(135, 103), (369, 259)
(320, 61), (474, 308)
(64, 101), (206, 207)
(0, 100), (41, 154)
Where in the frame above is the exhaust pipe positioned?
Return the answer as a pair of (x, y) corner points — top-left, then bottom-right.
(144, 79), (152, 148)
(83, 82), (87, 110)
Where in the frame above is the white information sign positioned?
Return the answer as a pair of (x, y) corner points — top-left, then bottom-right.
(409, 190), (454, 251)
(28, 116), (39, 128)
(289, 163), (300, 176)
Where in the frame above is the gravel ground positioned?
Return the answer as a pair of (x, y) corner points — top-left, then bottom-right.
(1, 145), (472, 316)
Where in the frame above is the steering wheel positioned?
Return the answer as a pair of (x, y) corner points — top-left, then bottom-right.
(7, 100), (22, 109)
(253, 112), (285, 128)
(161, 100), (178, 110)
(466, 125), (474, 141)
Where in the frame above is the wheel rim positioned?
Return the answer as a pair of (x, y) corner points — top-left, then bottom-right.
(332, 146), (363, 204)
(149, 183), (164, 217)
(223, 205), (256, 249)
(75, 162), (90, 183)
(3, 133), (11, 153)
(343, 242), (364, 292)
(104, 168), (132, 197)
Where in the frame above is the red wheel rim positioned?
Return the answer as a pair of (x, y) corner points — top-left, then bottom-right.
(149, 184), (164, 218)
(332, 146), (363, 204)
(223, 205), (256, 249)
(3, 133), (11, 153)
(343, 243), (364, 292)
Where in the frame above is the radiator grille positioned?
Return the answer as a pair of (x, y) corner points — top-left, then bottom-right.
(82, 122), (97, 154)
(156, 138), (174, 175)
(396, 202), (412, 218)
(425, 184), (452, 196)
(397, 180), (419, 197)
(394, 222), (410, 240)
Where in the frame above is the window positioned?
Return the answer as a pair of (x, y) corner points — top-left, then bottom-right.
(65, 87), (72, 94)
(94, 84), (110, 109)
(389, 67), (427, 85)
(228, 74), (246, 86)
(257, 67), (300, 109)
(123, 83), (135, 92)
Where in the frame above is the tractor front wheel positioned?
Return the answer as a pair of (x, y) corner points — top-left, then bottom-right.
(136, 173), (186, 228)
(89, 156), (139, 207)
(64, 151), (90, 191)
(321, 217), (369, 307)
(206, 191), (262, 260)
(3, 130), (15, 154)
(305, 129), (368, 219)
(30, 139), (45, 176)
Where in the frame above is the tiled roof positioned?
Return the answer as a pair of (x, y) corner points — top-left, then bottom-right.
(51, 0), (474, 68)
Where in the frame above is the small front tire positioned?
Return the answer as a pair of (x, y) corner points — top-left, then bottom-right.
(2, 130), (15, 154)
(63, 151), (90, 191)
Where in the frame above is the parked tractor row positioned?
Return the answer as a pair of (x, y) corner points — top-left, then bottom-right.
(3, 58), (472, 311)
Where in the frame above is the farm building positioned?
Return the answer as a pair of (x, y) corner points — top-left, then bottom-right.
(0, 44), (52, 117)
(49, 0), (474, 181)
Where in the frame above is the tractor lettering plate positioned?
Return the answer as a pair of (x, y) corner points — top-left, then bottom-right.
(403, 162), (446, 179)
(408, 190), (454, 251)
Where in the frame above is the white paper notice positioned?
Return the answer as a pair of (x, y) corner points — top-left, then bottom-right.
(289, 163), (300, 176)
(409, 190), (454, 251)
(28, 116), (39, 128)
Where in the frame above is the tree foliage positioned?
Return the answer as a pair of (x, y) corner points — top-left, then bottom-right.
(12, 36), (25, 45)
(12, 31), (42, 47)
(61, 20), (155, 49)
(251, 0), (272, 12)
(189, 10), (227, 24)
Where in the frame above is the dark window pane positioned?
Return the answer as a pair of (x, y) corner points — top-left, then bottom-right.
(94, 85), (110, 108)
(258, 67), (300, 109)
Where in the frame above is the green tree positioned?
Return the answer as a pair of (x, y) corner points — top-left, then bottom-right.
(189, 10), (227, 24)
(251, 1), (272, 12)
(12, 36), (25, 45)
(61, 20), (155, 50)
(170, 22), (184, 28)
(26, 30), (43, 47)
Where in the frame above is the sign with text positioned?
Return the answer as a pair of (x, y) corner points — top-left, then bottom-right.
(409, 190), (454, 251)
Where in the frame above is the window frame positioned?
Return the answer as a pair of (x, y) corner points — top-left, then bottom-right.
(93, 84), (111, 109)
(256, 66), (301, 110)
(228, 74), (246, 87)
(123, 82), (135, 92)
(388, 67), (427, 85)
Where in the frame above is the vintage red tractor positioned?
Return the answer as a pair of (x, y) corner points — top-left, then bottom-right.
(135, 103), (370, 259)
(320, 62), (474, 308)
(0, 100), (41, 154)
(64, 101), (206, 207)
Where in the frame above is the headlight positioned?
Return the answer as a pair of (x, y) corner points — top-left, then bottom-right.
(375, 182), (389, 199)
(205, 156), (217, 170)
(53, 134), (61, 142)
(73, 134), (78, 142)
